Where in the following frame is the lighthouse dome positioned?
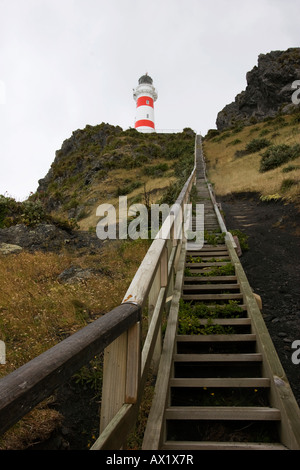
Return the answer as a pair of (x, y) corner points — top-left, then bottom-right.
(138, 74), (153, 85)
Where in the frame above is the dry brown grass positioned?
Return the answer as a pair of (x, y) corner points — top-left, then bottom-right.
(0, 400), (63, 450)
(79, 165), (176, 231)
(203, 114), (300, 203)
(0, 240), (149, 376)
(0, 238), (149, 449)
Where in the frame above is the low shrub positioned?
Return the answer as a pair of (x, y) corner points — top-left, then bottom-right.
(282, 164), (300, 173)
(114, 181), (142, 196)
(0, 195), (46, 228)
(143, 163), (169, 177)
(280, 178), (298, 192)
(259, 143), (300, 172)
(235, 138), (271, 158)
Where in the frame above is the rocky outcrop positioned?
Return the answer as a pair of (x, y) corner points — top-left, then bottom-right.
(0, 223), (103, 253)
(37, 122), (123, 214)
(216, 48), (300, 130)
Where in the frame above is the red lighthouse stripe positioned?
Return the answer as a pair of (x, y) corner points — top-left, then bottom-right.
(135, 119), (155, 129)
(136, 96), (154, 108)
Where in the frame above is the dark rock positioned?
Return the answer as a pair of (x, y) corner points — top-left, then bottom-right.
(0, 242), (23, 255)
(57, 265), (95, 284)
(216, 48), (300, 130)
(0, 224), (69, 251)
(0, 223), (103, 253)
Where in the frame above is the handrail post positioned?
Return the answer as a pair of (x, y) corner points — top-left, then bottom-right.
(100, 307), (141, 437)
(100, 333), (128, 434)
(148, 265), (162, 374)
(125, 321), (141, 404)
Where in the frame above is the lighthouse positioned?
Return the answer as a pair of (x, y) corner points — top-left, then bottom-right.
(133, 73), (158, 132)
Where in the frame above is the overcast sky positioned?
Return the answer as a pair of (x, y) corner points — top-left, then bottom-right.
(0, 0), (299, 200)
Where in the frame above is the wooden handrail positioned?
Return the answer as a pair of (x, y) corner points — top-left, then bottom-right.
(98, 138), (198, 447)
(122, 166), (197, 308)
(0, 302), (140, 436)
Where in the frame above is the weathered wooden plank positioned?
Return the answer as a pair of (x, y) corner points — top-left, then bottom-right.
(173, 352), (261, 362)
(169, 377), (270, 388)
(183, 275), (237, 282)
(188, 245), (226, 252)
(142, 245), (187, 450)
(100, 331), (128, 432)
(186, 251), (229, 257)
(122, 238), (166, 307)
(162, 441), (287, 450)
(91, 404), (136, 450)
(125, 322), (141, 404)
(197, 318), (251, 326)
(176, 334), (256, 342)
(0, 302), (141, 436)
(185, 262), (231, 268)
(148, 265), (162, 373)
(141, 287), (166, 379)
(182, 293), (243, 300)
(182, 284), (240, 291)
(165, 406), (281, 421)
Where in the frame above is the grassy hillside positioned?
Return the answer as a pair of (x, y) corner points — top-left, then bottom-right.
(2, 112), (299, 448)
(203, 113), (300, 204)
(35, 125), (195, 230)
(0, 127), (196, 449)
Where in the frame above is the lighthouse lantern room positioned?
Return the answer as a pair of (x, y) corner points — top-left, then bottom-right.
(133, 73), (158, 132)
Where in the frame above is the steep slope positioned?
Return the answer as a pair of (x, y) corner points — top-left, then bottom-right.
(36, 124), (195, 230)
(0, 125), (196, 450)
(204, 113), (300, 204)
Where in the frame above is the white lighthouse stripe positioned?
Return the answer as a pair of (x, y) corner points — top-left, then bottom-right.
(135, 105), (155, 121)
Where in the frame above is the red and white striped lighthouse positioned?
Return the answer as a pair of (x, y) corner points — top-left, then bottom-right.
(133, 73), (158, 132)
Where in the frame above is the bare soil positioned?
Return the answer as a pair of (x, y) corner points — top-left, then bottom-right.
(220, 192), (300, 406)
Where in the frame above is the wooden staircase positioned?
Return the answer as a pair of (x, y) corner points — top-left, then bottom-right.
(142, 135), (300, 451)
(160, 244), (286, 450)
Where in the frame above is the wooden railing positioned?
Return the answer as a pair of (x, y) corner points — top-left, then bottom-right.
(0, 137), (198, 449)
(0, 302), (140, 436)
(93, 140), (197, 449)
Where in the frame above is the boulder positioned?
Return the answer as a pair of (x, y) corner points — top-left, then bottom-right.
(216, 48), (300, 130)
(0, 242), (23, 255)
(57, 265), (95, 284)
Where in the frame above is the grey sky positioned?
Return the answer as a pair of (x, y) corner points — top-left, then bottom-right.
(0, 0), (299, 200)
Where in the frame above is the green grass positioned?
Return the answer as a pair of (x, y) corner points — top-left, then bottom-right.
(203, 113), (300, 202)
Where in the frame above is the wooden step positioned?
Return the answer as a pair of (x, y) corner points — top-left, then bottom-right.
(182, 284), (240, 291)
(184, 274), (236, 280)
(187, 318), (251, 326)
(186, 251), (229, 257)
(182, 293), (243, 301)
(187, 258), (231, 263)
(162, 441), (288, 450)
(170, 377), (270, 388)
(173, 352), (261, 362)
(177, 334), (256, 342)
(183, 270), (235, 276)
(187, 245), (227, 252)
(165, 406), (281, 421)
(189, 303), (247, 311)
(186, 262), (230, 268)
